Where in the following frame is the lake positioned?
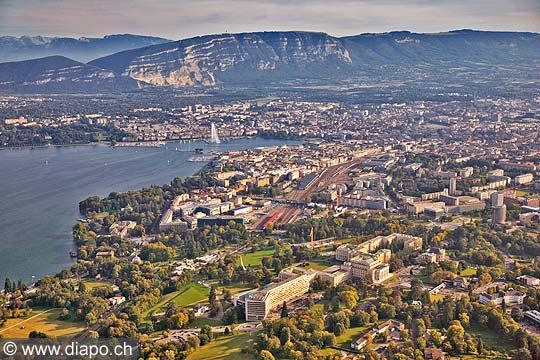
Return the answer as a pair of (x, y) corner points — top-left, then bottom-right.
(0, 138), (301, 282)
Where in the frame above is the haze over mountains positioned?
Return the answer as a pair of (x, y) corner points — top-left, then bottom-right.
(0, 30), (539, 94)
(0, 34), (170, 63)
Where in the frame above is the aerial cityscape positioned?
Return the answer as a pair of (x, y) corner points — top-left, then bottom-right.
(0, 1), (540, 359)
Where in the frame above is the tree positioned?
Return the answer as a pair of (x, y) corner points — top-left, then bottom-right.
(223, 289), (232, 302)
(511, 307), (523, 321)
(280, 301), (288, 318)
(334, 322), (346, 336)
(478, 272), (492, 286)
(447, 321), (466, 354)
(199, 325), (213, 345)
(512, 348), (532, 360)
(29, 331), (48, 338)
(477, 338), (484, 354)
(339, 290), (359, 309)
(209, 286), (217, 307)
(280, 327), (291, 345)
(78, 282), (87, 293)
(258, 350), (275, 360)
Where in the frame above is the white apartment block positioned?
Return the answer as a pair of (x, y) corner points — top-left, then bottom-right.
(515, 173), (534, 185)
(479, 290), (525, 306)
(244, 273), (311, 321)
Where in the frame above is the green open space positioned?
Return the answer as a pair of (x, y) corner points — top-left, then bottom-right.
(174, 283), (211, 307)
(319, 348), (341, 356)
(205, 280), (254, 295)
(236, 248), (274, 267)
(94, 212), (110, 219)
(187, 333), (256, 360)
(334, 326), (369, 348)
(143, 283), (210, 321)
(81, 279), (112, 291)
(222, 283), (256, 295)
(460, 267), (477, 277)
(0, 309), (86, 338)
(468, 324), (517, 354)
(190, 318), (223, 328)
(300, 258), (339, 270)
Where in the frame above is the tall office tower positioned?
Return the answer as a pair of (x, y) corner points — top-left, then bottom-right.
(449, 177), (457, 196)
(491, 192), (506, 225)
(491, 192), (504, 207)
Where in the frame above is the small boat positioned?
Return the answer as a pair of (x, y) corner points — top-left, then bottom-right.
(69, 249), (77, 258)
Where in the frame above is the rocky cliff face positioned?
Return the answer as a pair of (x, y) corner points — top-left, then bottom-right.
(1, 30), (539, 93)
(89, 32), (352, 87)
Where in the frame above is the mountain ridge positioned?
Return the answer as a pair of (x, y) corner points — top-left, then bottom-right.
(0, 34), (171, 63)
(1, 30), (539, 93)
(0, 55), (141, 93)
(88, 31), (352, 86)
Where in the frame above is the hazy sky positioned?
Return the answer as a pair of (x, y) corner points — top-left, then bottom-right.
(0, 0), (539, 39)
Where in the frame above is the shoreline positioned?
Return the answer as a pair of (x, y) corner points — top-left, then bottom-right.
(0, 135), (296, 151)
(0, 136), (304, 282)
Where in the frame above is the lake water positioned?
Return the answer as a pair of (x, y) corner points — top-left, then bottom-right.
(0, 138), (301, 282)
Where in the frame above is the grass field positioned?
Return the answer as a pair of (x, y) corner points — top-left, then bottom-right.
(221, 283), (256, 295)
(205, 280), (254, 295)
(334, 326), (369, 348)
(0, 309), (86, 338)
(319, 348), (341, 356)
(190, 318), (222, 328)
(81, 280), (112, 291)
(143, 283), (210, 320)
(187, 333), (256, 360)
(301, 258), (339, 270)
(469, 324), (516, 354)
(174, 283), (211, 307)
(460, 267), (478, 277)
(236, 248), (274, 267)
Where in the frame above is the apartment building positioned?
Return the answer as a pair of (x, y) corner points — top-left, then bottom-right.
(479, 290), (525, 306)
(515, 173), (534, 185)
(244, 273), (312, 321)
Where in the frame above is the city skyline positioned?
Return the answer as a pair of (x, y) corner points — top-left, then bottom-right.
(0, 0), (539, 39)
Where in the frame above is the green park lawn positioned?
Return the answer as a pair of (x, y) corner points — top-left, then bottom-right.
(319, 348), (341, 356)
(0, 309), (86, 338)
(187, 333), (256, 360)
(81, 279), (112, 291)
(143, 283), (210, 320)
(174, 283), (211, 307)
(468, 324), (516, 354)
(460, 267), (478, 277)
(301, 258), (339, 270)
(236, 248), (274, 267)
(189, 318), (223, 328)
(334, 326), (369, 348)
